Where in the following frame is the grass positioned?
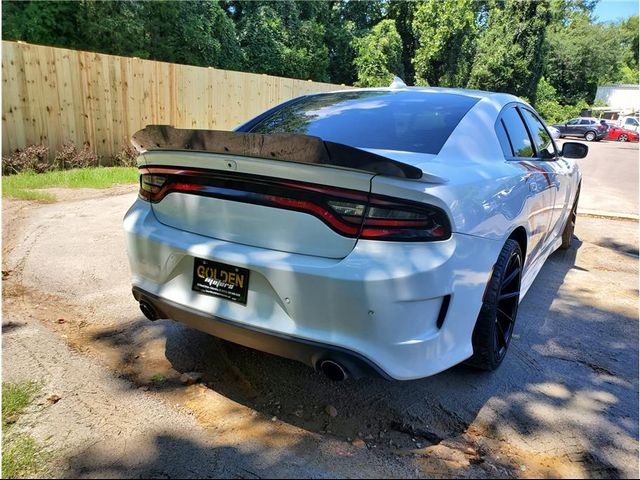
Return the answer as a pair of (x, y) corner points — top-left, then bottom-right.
(2, 381), (48, 479)
(2, 381), (40, 420)
(150, 373), (167, 385)
(2, 167), (138, 201)
(2, 434), (42, 479)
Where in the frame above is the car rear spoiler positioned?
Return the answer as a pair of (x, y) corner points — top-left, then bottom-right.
(131, 125), (424, 180)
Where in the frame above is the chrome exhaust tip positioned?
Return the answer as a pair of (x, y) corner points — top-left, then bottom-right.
(139, 301), (159, 321)
(319, 360), (349, 381)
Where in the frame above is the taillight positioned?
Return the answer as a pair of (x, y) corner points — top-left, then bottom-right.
(360, 196), (450, 241)
(139, 167), (451, 242)
(140, 173), (168, 200)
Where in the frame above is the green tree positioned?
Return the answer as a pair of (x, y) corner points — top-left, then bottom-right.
(322, 0), (386, 85)
(545, 12), (624, 103)
(412, 0), (479, 87)
(235, 1), (329, 81)
(237, 4), (289, 76)
(533, 76), (588, 124)
(387, 0), (419, 85)
(353, 19), (403, 87)
(80, 1), (147, 59)
(468, 0), (553, 102)
(618, 15), (639, 82)
(139, 1), (242, 69)
(325, 15), (357, 85)
(338, 0), (385, 33)
(2, 0), (83, 48)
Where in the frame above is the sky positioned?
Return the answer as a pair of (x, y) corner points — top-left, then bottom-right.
(593, 0), (639, 23)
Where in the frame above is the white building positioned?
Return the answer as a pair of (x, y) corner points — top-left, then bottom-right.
(594, 84), (640, 115)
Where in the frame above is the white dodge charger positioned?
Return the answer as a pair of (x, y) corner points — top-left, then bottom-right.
(124, 86), (586, 381)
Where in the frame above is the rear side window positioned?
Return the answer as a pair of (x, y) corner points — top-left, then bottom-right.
(520, 108), (556, 159)
(496, 120), (513, 156)
(249, 90), (479, 155)
(500, 107), (534, 157)
(579, 119), (590, 125)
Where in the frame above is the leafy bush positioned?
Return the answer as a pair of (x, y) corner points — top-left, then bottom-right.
(534, 78), (590, 124)
(114, 144), (139, 167)
(2, 145), (50, 175)
(3, 142), (107, 176)
(54, 142), (99, 170)
(536, 99), (589, 125)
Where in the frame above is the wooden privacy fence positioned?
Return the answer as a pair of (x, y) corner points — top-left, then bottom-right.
(2, 41), (349, 162)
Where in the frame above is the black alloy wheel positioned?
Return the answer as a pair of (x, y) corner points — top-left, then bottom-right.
(560, 186), (580, 250)
(493, 249), (521, 362)
(467, 239), (522, 371)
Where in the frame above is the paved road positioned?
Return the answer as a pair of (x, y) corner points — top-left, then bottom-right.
(3, 189), (638, 478)
(571, 140), (638, 215)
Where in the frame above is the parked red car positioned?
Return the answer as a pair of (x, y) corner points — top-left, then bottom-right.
(607, 127), (639, 142)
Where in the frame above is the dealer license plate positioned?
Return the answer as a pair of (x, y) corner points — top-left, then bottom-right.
(192, 257), (250, 305)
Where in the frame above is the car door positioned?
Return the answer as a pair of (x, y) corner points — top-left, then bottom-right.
(519, 107), (576, 245)
(565, 118), (580, 136)
(578, 119), (592, 136)
(498, 105), (556, 267)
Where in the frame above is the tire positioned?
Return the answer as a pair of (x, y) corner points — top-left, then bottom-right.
(560, 187), (580, 250)
(467, 239), (522, 371)
(584, 131), (597, 141)
(618, 134), (628, 142)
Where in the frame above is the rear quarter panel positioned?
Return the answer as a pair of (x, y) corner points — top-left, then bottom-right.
(369, 95), (550, 275)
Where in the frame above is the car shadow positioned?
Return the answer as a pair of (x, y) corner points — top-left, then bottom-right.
(88, 233), (637, 477)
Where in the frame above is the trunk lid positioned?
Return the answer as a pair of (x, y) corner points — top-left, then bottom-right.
(133, 126), (429, 259)
(141, 150), (375, 259)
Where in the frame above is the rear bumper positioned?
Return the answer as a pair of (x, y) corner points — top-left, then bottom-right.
(124, 199), (503, 380)
(133, 286), (390, 379)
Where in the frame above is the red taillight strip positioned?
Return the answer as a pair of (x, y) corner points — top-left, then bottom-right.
(139, 171), (364, 237)
(363, 218), (431, 227)
(140, 181), (206, 202)
(268, 196), (360, 236)
(139, 165), (452, 242)
(278, 181), (369, 201)
(140, 167), (370, 202)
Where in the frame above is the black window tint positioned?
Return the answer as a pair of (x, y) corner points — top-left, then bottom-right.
(496, 119), (513, 156)
(579, 119), (590, 125)
(567, 119), (579, 125)
(249, 91), (479, 155)
(520, 108), (556, 159)
(501, 107), (534, 157)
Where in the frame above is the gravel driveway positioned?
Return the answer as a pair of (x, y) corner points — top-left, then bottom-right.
(2, 184), (638, 478)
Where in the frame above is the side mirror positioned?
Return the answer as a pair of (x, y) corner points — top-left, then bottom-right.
(561, 142), (588, 159)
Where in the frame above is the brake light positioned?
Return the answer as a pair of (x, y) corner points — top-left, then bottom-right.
(139, 167), (451, 242)
(360, 197), (449, 240)
(140, 174), (167, 197)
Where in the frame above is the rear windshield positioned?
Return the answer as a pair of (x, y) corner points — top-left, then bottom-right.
(248, 90), (479, 155)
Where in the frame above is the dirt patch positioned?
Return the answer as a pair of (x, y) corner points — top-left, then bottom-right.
(2, 191), (638, 478)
